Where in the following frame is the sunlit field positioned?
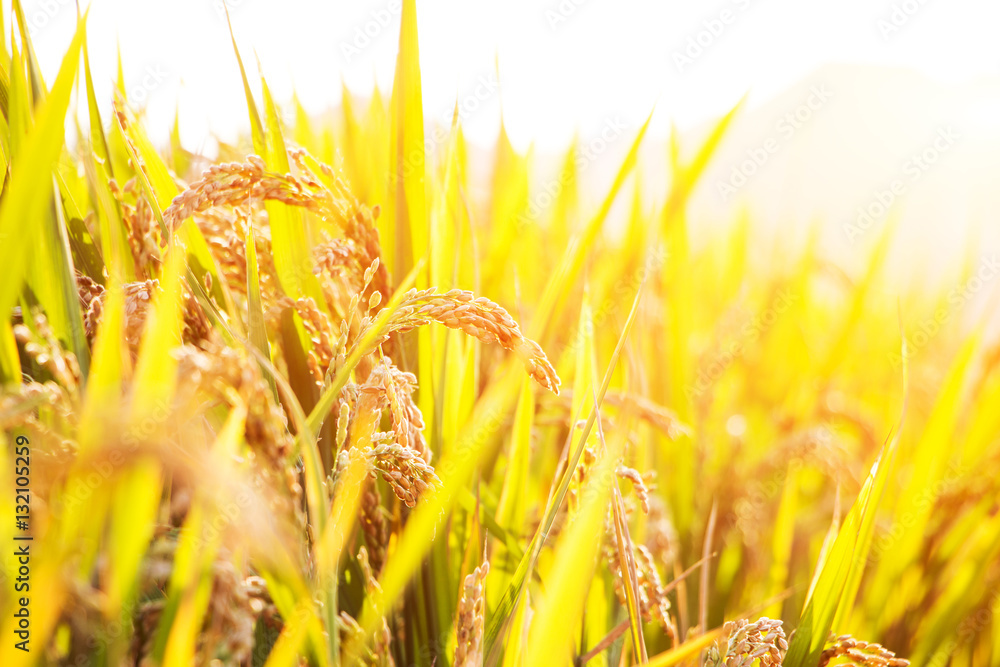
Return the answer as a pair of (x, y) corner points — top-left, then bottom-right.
(1, 1), (999, 666)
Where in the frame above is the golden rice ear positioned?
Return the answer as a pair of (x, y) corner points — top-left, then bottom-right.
(819, 635), (910, 667)
(362, 287), (561, 394)
(14, 312), (82, 393)
(454, 557), (490, 667)
(364, 359), (430, 462)
(705, 618), (788, 667)
(364, 442), (441, 508)
(603, 522), (677, 642)
(162, 154), (354, 232)
(359, 482), (388, 576)
(616, 465), (651, 515)
(356, 546), (394, 661)
(290, 296), (336, 386)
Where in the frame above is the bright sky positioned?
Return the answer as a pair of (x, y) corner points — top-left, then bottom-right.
(17, 0), (1000, 153)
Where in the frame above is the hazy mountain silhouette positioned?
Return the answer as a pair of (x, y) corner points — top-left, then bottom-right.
(678, 64), (1000, 269)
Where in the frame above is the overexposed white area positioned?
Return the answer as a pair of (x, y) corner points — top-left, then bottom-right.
(14, 0), (1000, 152)
(12, 0), (1000, 309)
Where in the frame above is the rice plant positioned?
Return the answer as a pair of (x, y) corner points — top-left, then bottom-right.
(1, 2), (998, 666)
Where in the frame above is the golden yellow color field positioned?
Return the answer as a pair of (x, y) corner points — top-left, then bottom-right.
(0, 2), (997, 666)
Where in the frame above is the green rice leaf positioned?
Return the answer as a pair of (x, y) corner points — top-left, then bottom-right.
(0, 16), (84, 382)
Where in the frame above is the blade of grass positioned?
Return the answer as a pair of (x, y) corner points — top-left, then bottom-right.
(533, 110), (654, 343)
(608, 430), (647, 662)
(11, 0), (45, 101)
(699, 501), (718, 637)
(386, 0), (428, 385)
(226, 9), (266, 155)
(525, 427), (622, 666)
(82, 32), (133, 281)
(645, 627), (725, 667)
(315, 444), (369, 667)
(23, 176), (91, 379)
(784, 323), (909, 667)
(259, 70), (327, 306)
(387, 0), (427, 287)
(246, 214), (278, 401)
(0, 16), (84, 383)
(485, 268), (649, 664)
